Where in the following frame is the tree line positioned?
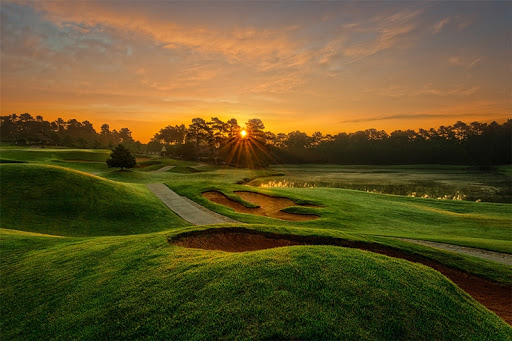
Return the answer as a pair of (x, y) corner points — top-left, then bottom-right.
(148, 117), (511, 166)
(0, 113), (142, 151)
(1, 113), (510, 166)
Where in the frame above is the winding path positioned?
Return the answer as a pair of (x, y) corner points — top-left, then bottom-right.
(146, 183), (239, 225)
(152, 165), (175, 172)
(394, 237), (512, 265)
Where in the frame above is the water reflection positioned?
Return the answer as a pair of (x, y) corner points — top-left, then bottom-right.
(260, 179), (316, 189)
(251, 178), (511, 203)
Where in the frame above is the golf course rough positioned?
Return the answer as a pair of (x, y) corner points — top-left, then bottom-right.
(1, 147), (511, 340)
(1, 230), (511, 340)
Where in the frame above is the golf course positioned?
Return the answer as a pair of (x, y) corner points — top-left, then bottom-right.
(1, 146), (511, 340)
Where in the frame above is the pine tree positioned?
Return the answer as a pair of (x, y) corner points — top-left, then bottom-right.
(106, 144), (136, 170)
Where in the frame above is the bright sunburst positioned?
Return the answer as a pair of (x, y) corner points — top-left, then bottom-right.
(240, 129), (248, 138)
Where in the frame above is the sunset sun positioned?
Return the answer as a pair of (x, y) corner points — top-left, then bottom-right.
(240, 129), (248, 138)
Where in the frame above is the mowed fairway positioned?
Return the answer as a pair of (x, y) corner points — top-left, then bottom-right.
(1, 147), (511, 340)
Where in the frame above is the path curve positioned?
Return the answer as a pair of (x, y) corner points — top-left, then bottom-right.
(151, 165), (175, 172)
(394, 237), (512, 266)
(147, 183), (239, 225)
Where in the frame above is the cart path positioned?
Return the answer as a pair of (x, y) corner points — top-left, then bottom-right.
(152, 165), (175, 172)
(146, 183), (239, 225)
(394, 237), (512, 265)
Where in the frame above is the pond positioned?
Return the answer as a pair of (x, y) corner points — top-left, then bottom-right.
(248, 166), (512, 203)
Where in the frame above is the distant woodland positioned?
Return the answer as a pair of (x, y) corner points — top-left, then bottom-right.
(0, 114), (142, 151)
(1, 113), (510, 166)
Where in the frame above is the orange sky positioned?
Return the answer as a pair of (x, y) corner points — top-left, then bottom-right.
(1, 1), (510, 142)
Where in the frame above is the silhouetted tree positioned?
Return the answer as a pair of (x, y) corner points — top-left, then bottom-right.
(0, 113), (142, 149)
(226, 118), (241, 139)
(106, 144), (136, 170)
(155, 125), (187, 145)
(246, 118), (265, 142)
(119, 128), (134, 144)
(187, 118), (210, 158)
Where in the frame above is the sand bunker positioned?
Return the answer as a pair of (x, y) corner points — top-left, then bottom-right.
(202, 191), (319, 221)
(169, 228), (512, 325)
(173, 232), (301, 252)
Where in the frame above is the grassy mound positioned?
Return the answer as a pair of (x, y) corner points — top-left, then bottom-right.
(169, 166), (203, 173)
(0, 164), (189, 236)
(1, 230), (510, 340)
(0, 147), (112, 173)
(0, 148), (110, 162)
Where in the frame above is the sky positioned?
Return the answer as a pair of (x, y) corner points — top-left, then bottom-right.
(1, 1), (510, 142)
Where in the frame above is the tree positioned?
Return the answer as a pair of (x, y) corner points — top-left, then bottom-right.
(106, 144), (136, 170)
(187, 118), (210, 158)
(246, 118), (265, 141)
(119, 128), (134, 144)
(226, 118), (240, 139)
(207, 117), (227, 154)
(155, 124), (187, 145)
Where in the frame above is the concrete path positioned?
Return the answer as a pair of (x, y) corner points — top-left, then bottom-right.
(147, 183), (238, 225)
(152, 165), (175, 172)
(395, 237), (512, 266)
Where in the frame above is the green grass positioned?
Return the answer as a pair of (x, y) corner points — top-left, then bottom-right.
(0, 147), (111, 162)
(0, 164), (189, 236)
(1, 229), (510, 340)
(169, 165), (204, 173)
(0, 147), (112, 173)
(169, 181), (512, 253)
(136, 157), (199, 172)
(1, 148), (511, 339)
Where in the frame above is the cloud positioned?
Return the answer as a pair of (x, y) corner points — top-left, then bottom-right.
(250, 72), (305, 94)
(339, 112), (489, 124)
(10, 0), (306, 72)
(431, 17), (450, 34)
(448, 56), (481, 68)
(372, 85), (409, 98)
(341, 9), (422, 62)
(418, 83), (480, 96)
(9, 1), (425, 70)
(343, 24), (416, 61)
(370, 84), (480, 98)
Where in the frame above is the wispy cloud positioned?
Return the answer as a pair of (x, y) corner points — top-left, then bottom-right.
(370, 84), (480, 98)
(341, 9), (422, 62)
(418, 83), (480, 96)
(431, 17), (450, 34)
(340, 112), (489, 124)
(448, 56), (481, 69)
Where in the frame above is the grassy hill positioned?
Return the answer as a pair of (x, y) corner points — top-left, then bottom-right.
(1, 229), (510, 340)
(0, 148), (111, 162)
(1, 148), (511, 339)
(0, 164), (189, 236)
(0, 147), (112, 173)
